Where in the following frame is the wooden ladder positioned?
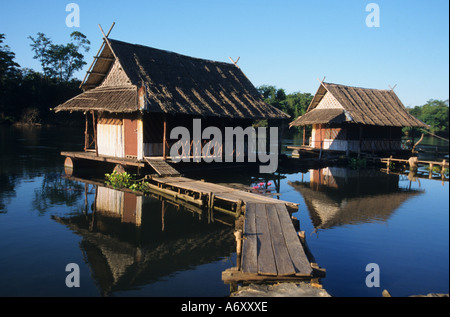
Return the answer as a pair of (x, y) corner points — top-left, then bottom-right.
(144, 157), (181, 176)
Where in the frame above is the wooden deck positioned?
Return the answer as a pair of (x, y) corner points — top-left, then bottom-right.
(241, 203), (312, 276)
(145, 175), (299, 215)
(62, 151), (145, 168)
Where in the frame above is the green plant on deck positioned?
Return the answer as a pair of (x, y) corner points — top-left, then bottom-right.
(348, 157), (367, 169)
(105, 171), (148, 192)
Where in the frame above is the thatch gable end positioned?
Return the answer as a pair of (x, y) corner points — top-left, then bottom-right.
(55, 39), (289, 120)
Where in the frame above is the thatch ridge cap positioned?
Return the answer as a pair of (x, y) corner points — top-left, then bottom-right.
(108, 38), (234, 68)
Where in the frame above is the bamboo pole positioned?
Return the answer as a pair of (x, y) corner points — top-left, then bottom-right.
(79, 22), (116, 88)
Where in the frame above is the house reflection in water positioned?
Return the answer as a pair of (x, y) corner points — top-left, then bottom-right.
(288, 167), (424, 231)
(52, 182), (235, 296)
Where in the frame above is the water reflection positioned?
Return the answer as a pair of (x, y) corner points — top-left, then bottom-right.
(289, 167), (424, 231)
(51, 179), (235, 296)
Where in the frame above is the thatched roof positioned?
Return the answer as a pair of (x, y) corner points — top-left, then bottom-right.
(55, 86), (138, 113)
(55, 39), (289, 120)
(290, 82), (427, 127)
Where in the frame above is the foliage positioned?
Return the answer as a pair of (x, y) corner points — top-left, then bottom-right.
(0, 34), (21, 81)
(405, 99), (449, 137)
(20, 107), (41, 125)
(0, 33), (86, 125)
(257, 85), (313, 121)
(348, 157), (367, 169)
(0, 34), (21, 123)
(105, 171), (147, 192)
(28, 32), (90, 82)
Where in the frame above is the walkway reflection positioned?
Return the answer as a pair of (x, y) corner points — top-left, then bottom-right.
(289, 167), (424, 231)
(52, 177), (235, 296)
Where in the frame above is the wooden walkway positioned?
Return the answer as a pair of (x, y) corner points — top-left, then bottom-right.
(145, 176), (299, 216)
(143, 175), (318, 282)
(240, 203), (312, 277)
(143, 175), (319, 283)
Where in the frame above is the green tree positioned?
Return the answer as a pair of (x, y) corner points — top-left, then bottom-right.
(257, 85), (313, 121)
(407, 99), (449, 137)
(0, 34), (21, 122)
(28, 31), (90, 82)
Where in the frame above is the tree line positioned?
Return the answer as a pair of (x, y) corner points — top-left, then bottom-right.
(0, 32), (89, 125)
(0, 32), (448, 136)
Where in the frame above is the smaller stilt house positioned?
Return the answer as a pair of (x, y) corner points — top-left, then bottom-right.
(289, 82), (427, 155)
(55, 35), (289, 174)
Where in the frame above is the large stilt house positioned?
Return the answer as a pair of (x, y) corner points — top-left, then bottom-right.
(55, 36), (289, 173)
(289, 82), (427, 155)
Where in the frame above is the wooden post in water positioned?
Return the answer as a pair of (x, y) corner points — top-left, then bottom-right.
(442, 160), (447, 178)
(234, 229), (243, 269)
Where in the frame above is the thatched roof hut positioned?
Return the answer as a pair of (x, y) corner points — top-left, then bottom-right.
(290, 82), (427, 127)
(54, 37), (289, 163)
(55, 39), (288, 120)
(289, 82), (427, 154)
(55, 37), (289, 165)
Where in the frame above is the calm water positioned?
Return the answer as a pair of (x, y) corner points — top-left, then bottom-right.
(0, 125), (448, 297)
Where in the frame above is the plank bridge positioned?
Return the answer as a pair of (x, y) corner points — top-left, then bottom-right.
(144, 175), (324, 283)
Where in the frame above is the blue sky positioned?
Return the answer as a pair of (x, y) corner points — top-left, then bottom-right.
(1, 0), (448, 107)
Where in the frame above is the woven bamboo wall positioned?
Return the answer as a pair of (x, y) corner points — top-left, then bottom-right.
(316, 92), (344, 109)
(100, 60), (132, 88)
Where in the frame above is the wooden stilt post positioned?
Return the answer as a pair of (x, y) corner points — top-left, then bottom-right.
(303, 126), (306, 146)
(84, 113), (89, 151)
(91, 111), (98, 157)
(358, 126), (363, 159)
(163, 115), (167, 160)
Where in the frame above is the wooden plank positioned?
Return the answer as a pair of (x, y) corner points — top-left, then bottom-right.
(255, 203), (277, 276)
(241, 203), (257, 274)
(275, 204), (312, 276)
(222, 269), (313, 283)
(145, 158), (180, 176)
(266, 204), (297, 276)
